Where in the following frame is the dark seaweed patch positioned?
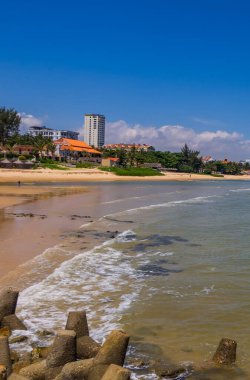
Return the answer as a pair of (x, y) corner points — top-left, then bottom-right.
(134, 234), (188, 252)
(105, 217), (134, 223)
(138, 264), (182, 276)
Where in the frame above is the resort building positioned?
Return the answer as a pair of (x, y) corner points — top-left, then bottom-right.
(103, 143), (155, 152)
(101, 157), (120, 167)
(84, 114), (105, 148)
(54, 138), (102, 163)
(28, 126), (79, 141)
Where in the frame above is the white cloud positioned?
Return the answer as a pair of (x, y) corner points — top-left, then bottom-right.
(19, 112), (43, 133)
(106, 120), (250, 160)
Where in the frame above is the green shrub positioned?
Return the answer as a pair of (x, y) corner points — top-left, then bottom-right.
(100, 166), (164, 176)
(178, 164), (193, 173)
(18, 155), (26, 161)
(39, 162), (68, 170)
(210, 173), (224, 177)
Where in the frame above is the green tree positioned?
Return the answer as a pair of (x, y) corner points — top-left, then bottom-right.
(117, 148), (127, 168)
(180, 144), (202, 172)
(0, 107), (21, 145)
(31, 134), (52, 158)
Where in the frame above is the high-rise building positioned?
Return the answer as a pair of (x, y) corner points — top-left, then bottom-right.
(84, 114), (105, 148)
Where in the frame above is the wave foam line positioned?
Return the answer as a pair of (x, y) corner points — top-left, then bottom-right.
(17, 231), (143, 345)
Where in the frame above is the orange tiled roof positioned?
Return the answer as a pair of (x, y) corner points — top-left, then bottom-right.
(55, 138), (101, 155)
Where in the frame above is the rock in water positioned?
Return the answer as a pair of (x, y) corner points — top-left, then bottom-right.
(212, 338), (237, 365)
(94, 330), (129, 367)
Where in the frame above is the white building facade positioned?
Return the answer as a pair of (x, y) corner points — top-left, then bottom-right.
(84, 114), (105, 148)
(28, 126), (79, 141)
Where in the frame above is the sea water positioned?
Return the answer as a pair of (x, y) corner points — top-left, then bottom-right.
(7, 181), (250, 379)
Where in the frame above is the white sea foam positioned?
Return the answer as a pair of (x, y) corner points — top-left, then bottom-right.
(230, 188), (250, 192)
(118, 195), (217, 215)
(17, 231), (144, 348)
(116, 229), (137, 242)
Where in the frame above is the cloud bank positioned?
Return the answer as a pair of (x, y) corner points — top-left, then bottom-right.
(19, 112), (43, 134)
(106, 120), (250, 161)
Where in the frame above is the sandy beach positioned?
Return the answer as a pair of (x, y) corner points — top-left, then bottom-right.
(1, 167), (250, 187)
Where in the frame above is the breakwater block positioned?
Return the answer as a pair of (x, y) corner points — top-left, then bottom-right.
(46, 330), (76, 368)
(87, 363), (109, 380)
(0, 365), (7, 380)
(101, 364), (131, 380)
(94, 330), (130, 366)
(77, 336), (101, 359)
(8, 374), (29, 380)
(65, 311), (89, 338)
(212, 338), (237, 365)
(0, 336), (12, 376)
(19, 360), (46, 380)
(1, 314), (27, 331)
(0, 289), (19, 323)
(54, 358), (94, 380)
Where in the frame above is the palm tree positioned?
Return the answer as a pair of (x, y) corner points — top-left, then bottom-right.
(31, 135), (52, 159)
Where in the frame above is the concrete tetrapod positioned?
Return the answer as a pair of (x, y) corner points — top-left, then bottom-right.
(54, 358), (94, 380)
(0, 365), (7, 380)
(101, 364), (131, 380)
(94, 330), (130, 367)
(213, 338), (237, 365)
(0, 336), (12, 376)
(19, 360), (47, 380)
(65, 311), (89, 338)
(8, 374), (29, 380)
(46, 330), (76, 368)
(1, 315), (27, 331)
(0, 289), (19, 322)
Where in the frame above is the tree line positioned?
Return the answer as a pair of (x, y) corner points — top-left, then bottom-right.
(1, 106), (249, 174)
(0, 107), (55, 159)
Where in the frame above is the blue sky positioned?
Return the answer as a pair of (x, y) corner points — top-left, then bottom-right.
(1, 0), (250, 159)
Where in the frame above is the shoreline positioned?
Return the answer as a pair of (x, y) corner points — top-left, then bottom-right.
(1, 167), (250, 185)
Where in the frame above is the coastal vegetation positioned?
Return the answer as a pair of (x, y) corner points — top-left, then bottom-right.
(1, 107), (250, 176)
(100, 167), (164, 176)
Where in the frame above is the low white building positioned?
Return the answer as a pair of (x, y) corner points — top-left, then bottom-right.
(28, 126), (79, 141)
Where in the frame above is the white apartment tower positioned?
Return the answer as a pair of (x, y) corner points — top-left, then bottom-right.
(84, 114), (105, 148)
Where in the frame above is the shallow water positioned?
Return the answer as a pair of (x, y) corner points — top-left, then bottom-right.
(2, 181), (250, 379)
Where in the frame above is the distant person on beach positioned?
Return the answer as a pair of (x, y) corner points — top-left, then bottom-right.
(17, 181), (21, 186)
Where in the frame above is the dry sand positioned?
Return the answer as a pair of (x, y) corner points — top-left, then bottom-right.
(1, 167), (250, 187)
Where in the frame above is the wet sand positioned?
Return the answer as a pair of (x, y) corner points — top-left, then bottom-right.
(0, 185), (93, 283)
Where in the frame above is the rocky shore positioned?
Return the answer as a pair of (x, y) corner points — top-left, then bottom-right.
(0, 289), (240, 380)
